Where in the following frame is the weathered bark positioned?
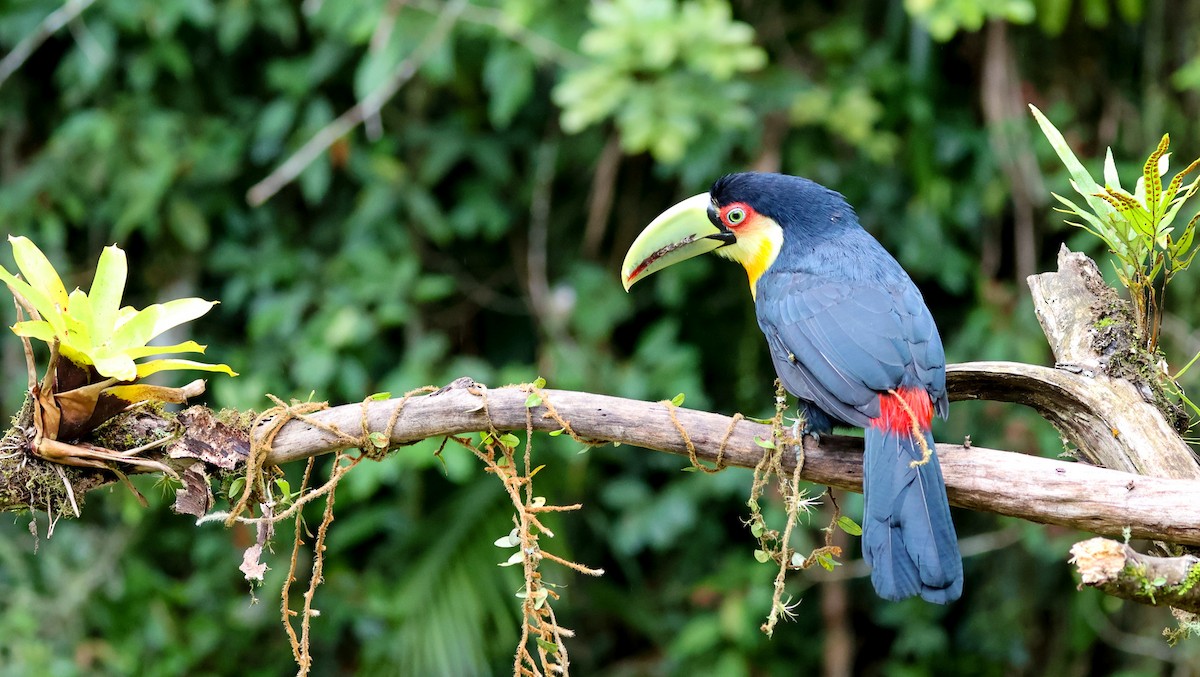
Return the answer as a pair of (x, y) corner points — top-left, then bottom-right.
(946, 360), (1199, 479)
(1070, 537), (1200, 613)
(245, 381), (1200, 546)
(1025, 246), (1200, 616)
(0, 404), (246, 515)
(5, 372), (1198, 547)
(1025, 245), (1197, 478)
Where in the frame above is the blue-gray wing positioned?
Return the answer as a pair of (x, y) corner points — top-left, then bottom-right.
(755, 273), (947, 428)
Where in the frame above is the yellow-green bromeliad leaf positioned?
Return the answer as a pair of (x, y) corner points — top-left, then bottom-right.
(3, 237), (236, 381)
(0, 237), (69, 335)
(88, 245), (128, 347)
(136, 358), (237, 378)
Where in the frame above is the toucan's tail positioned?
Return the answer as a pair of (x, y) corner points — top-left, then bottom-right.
(862, 390), (963, 604)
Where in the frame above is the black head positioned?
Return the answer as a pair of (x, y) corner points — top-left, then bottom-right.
(708, 172), (857, 236)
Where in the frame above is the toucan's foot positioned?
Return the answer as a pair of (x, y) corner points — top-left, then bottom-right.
(785, 409), (817, 437)
(788, 416), (813, 442)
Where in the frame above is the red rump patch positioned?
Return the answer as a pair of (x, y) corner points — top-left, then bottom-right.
(873, 387), (933, 435)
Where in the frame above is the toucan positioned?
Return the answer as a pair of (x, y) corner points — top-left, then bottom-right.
(620, 172), (963, 603)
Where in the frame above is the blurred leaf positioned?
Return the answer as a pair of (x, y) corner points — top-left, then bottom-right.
(168, 198), (210, 252)
(836, 515), (862, 536)
(483, 43), (534, 129)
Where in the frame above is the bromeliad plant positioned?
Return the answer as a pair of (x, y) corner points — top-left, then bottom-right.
(1, 235), (235, 478)
(1031, 105), (1200, 355)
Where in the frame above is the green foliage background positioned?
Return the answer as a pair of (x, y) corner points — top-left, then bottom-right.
(2, 0), (1200, 674)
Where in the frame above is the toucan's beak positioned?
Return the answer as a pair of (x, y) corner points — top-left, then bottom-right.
(621, 192), (735, 291)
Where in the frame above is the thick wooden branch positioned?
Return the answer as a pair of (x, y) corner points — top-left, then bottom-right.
(946, 361), (1200, 479)
(2, 245), (1196, 622)
(1025, 246), (1199, 480)
(1070, 538), (1200, 613)
(255, 381), (1200, 546)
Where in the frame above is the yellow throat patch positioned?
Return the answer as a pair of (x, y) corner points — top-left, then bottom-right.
(714, 215), (784, 298)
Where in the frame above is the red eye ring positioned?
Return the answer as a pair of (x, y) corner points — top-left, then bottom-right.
(720, 202), (753, 228)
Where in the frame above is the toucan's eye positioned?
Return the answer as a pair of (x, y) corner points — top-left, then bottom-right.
(726, 207), (746, 225)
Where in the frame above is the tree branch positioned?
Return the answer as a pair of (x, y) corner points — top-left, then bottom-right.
(2, 246), (1197, 619)
(6, 355), (1198, 550)
(1070, 537), (1200, 613)
(248, 378), (1200, 547)
(1025, 245), (1199, 479)
(946, 360), (1200, 479)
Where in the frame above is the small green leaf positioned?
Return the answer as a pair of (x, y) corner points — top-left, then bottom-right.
(816, 551), (838, 571)
(754, 435), (776, 449)
(275, 479), (291, 497)
(750, 521), (765, 538)
(528, 465), (546, 479)
(1152, 577), (1168, 587)
(535, 637), (558, 654)
(680, 466), (699, 472)
(499, 551), (524, 567)
(745, 415), (774, 424)
(670, 392), (685, 406)
(525, 392), (542, 408)
(836, 515), (863, 536)
(531, 496), (546, 508)
(368, 431), (389, 449)
(753, 549), (770, 563)
(228, 477), (246, 500)
(532, 376), (546, 389)
(368, 391), (392, 401)
(498, 433), (521, 448)
(549, 428), (565, 437)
